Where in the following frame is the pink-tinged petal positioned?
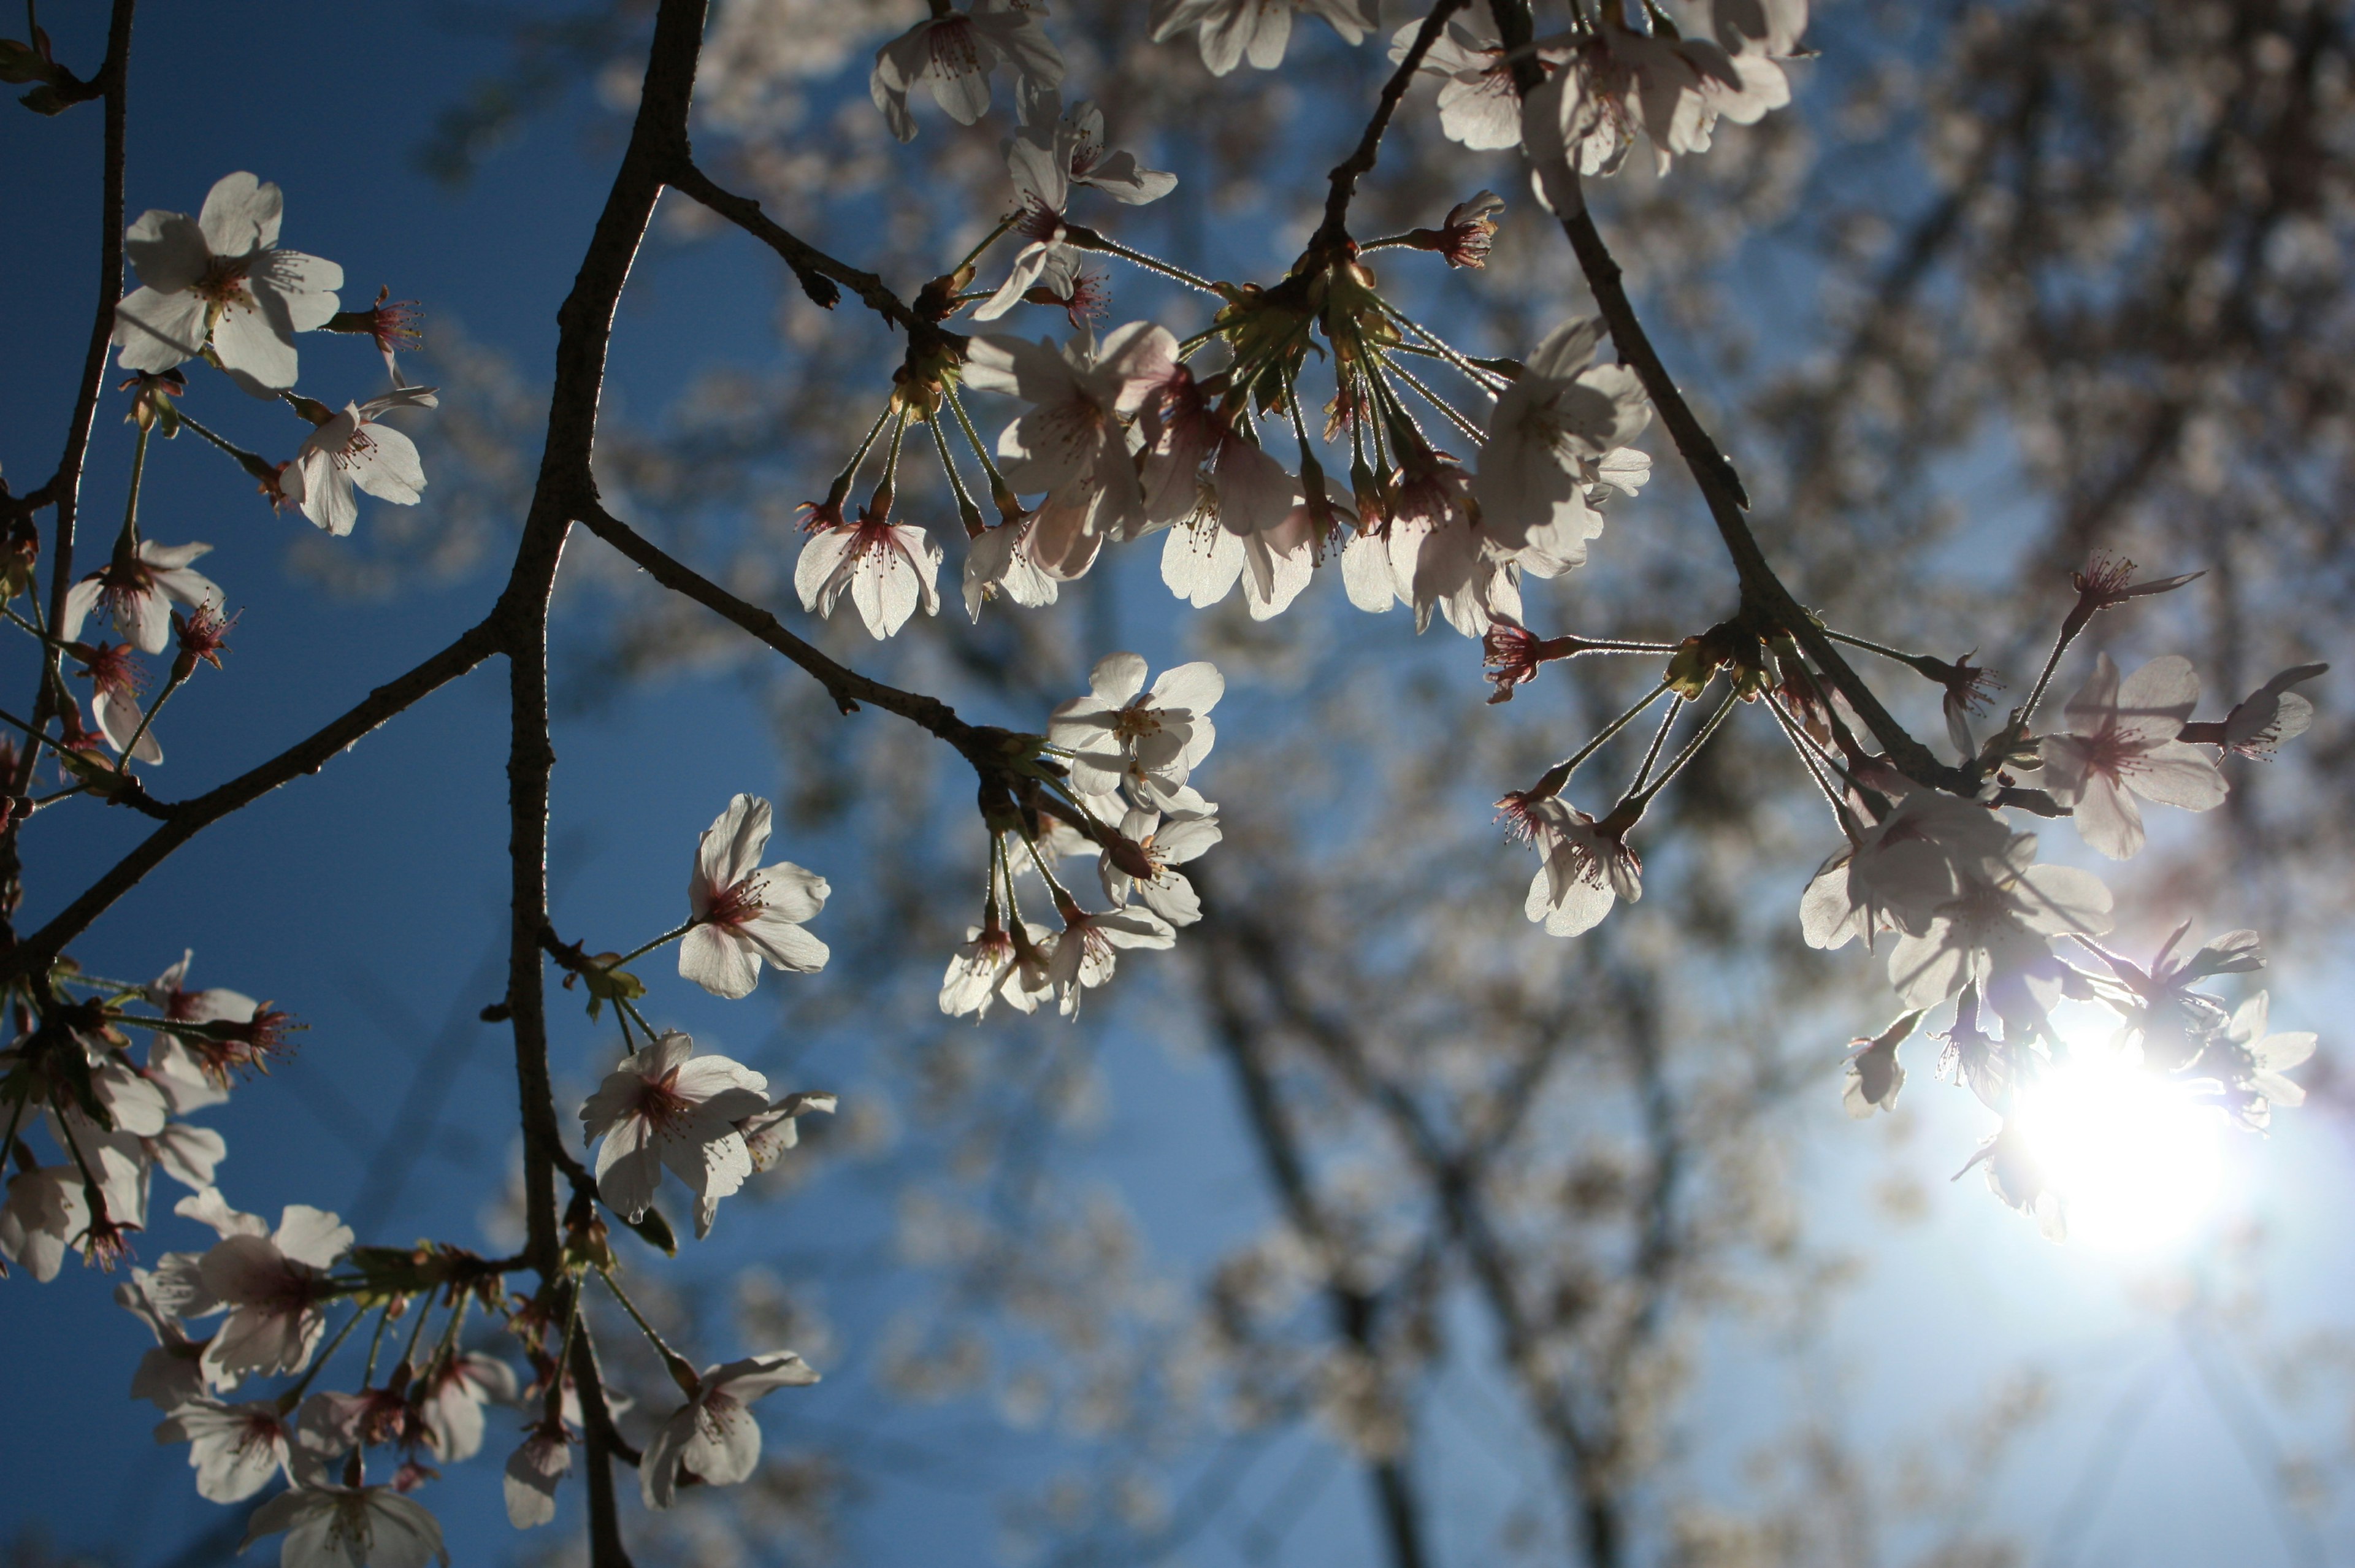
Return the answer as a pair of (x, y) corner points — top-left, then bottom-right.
(710, 1351), (822, 1399)
(348, 424), (425, 505)
(2124, 741), (2227, 811)
(640, 1406), (696, 1510)
(680, 925), (760, 1000)
(668, 1055), (770, 1104)
(752, 862), (829, 924)
(681, 1390), (766, 1486)
(702, 794), (772, 892)
(656, 1125), (752, 1212)
(59, 578), (104, 645)
(1341, 530), (1398, 612)
(1887, 924), (1970, 1009)
(505, 1433), (571, 1529)
(253, 250), (342, 329)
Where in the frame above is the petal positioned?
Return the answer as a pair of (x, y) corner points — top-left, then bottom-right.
(197, 172), (281, 257)
(680, 925), (760, 1000)
(1089, 652), (1149, 706)
(737, 911), (829, 975)
(111, 286), (210, 373)
(123, 210), (209, 293)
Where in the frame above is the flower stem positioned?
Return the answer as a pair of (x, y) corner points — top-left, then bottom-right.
(1528, 679), (1675, 799)
(1381, 354), (1485, 445)
(598, 1266), (700, 1390)
(117, 422), (149, 552)
(1626, 689), (1740, 811)
(609, 920), (694, 972)
(1378, 301), (1510, 393)
(1063, 228), (1223, 296)
(1626, 697), (1685, 794)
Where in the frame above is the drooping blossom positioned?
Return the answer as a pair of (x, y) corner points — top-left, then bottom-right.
(285, 386), (437, 538)
(1430, 189), (1505, 268)
(418, 1352), (519, 1463)
(1135, 359), (1295, 540)
(962, 514), (1062, 621)
(1393, 17), (1572, 150)
(977, 96), (1175, 322)
(794, 499), (944, 641)
(1476, 318), (1652, 568)
(1150, 0), (1377, 75)
(1520, 797), (1642, 938)
(156, 1398), (293, 1502)
(70, 641), (159, 763)
(504, 1423), (573, 1529)
(61, 541), (224, 656)
(1048, 653), (1223, 806)
(965, 324), (1179, 578)
(580, 1031), (770, 1239)
(1098, 806), (1221, 927)
(0, 1163), (88, 1282)
(112, 172), (343, 394)
(1520, 10), (1804, 208)
(2215, 992), (2316, 1130)
(120, 1269), (212, 1409)
(940, 918), (1055, 1019)
(1800, 788), (2014, 951)
(180, 1199), (354, 1384)
(1346, 459), (1508, 637)
(1884, 836), (2113, 1031)
(680, 794), (831, 1000)
(1841, 1012), (1921, 1119)
(1046, 903), (1176, 1017)
(737, 1090), (838, 1172)
(1022, 93), (1178, 206)
(2039, 653), (2227, 860)
(2219, 662), (2327, 756)
(240, 1484), (449, 1568)
(871, 1), (1063, 142)
(640, 1352), (821, 1510)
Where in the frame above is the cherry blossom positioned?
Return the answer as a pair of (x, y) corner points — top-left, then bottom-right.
(580, 1031), (770, 1239)
(120, 1269), (212, 1409)
(680, 794), (831, 1000)
(1151, 0), (1377, 76)
(1800, 789), (2014, 951)
(71, 641), (159, 763)
(2039, 653), (2227, 860)
(1476, 318), (1652, 568)
(965, 324), (1178, 578)
(1099, 806), (1221, 927)
(240, 1483), (449, 1568)
(941, 917), (1056, 1019)
(794, 502), (944, 641)
(285, 387), (437, 538)
(182, 1201), (354, 1384)
(962, 514), (1062, 620)
(112, 172), (343, 394)
(1046, 903), (1176, 1017)
(503, 1423), (572, 1529)
(2221, 662), (2327, 756)
(640, 1352), (821, 1510)
(871, 1), (1063, 142)
(418, 1352), (518, 1463)
(2216, 992), (2316, 1130)
(1883, 836), (2113, 1028)
(1136, 359), (1295, 540)
(737, 1090), (838, 1172)
(1048, 653), (1223, 806)
(1024, 94), (1178, 207)
(156, 1398), (293, 1502)
(1393, 17), (1561, 151)
(1521, 797), (1642, 938)
(0, 1163), (87, 1282)
(60, 541), (224, 657)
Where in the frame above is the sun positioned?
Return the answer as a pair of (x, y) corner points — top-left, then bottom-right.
(2014, 1050), (2227, 1252)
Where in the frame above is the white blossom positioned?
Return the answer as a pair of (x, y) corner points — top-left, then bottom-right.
(1046, 904), (1176, 1016)
(680, 794), (830, 1000)
(941, 920), (1055, 1019)
(120, 1269), (210, 1409)
(871, 1), (1063, 142)
(285, 388), (437, 538)
(1151, 0), (1376, 76)
(1801, 788), (2015, 950)
(240, 1485), (448, 1568)
(2221, 662), (2327, 756)
(1099, 806), (1221, 927)
(156, 1398), (291, 1502)
(1476, 318), (1651, 568)
(640, 1352), (821, 1509)
(794, 505), (944, 641)
(2039, 653), (2227, 860)
(738, 1091), (838, 1171)
(112, 172), (343, 394)
(1049, 653), (1223, 806)
(0, 1164), (87, 1282)
(60, 541), (224, 657)
(186, 1201), (354, 1385)
(1521, 797), (1642, 938)
(418, 1352), (518, 1463)
(1885, 836), (2113, 1028)
(2219, 992), (2316, 1130)
(962, 516), (1062, 621)
(581, 1031), (770, 1239)
(964, 324), (1178, 578)
(504, 1425), (573, 1529)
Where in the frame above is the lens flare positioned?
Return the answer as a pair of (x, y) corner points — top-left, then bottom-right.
(2015, 1054), (2224, 1251)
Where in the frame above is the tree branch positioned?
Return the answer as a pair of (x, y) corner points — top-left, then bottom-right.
(667, 158), (932, 335)
(1309, 0), (1469, 257)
